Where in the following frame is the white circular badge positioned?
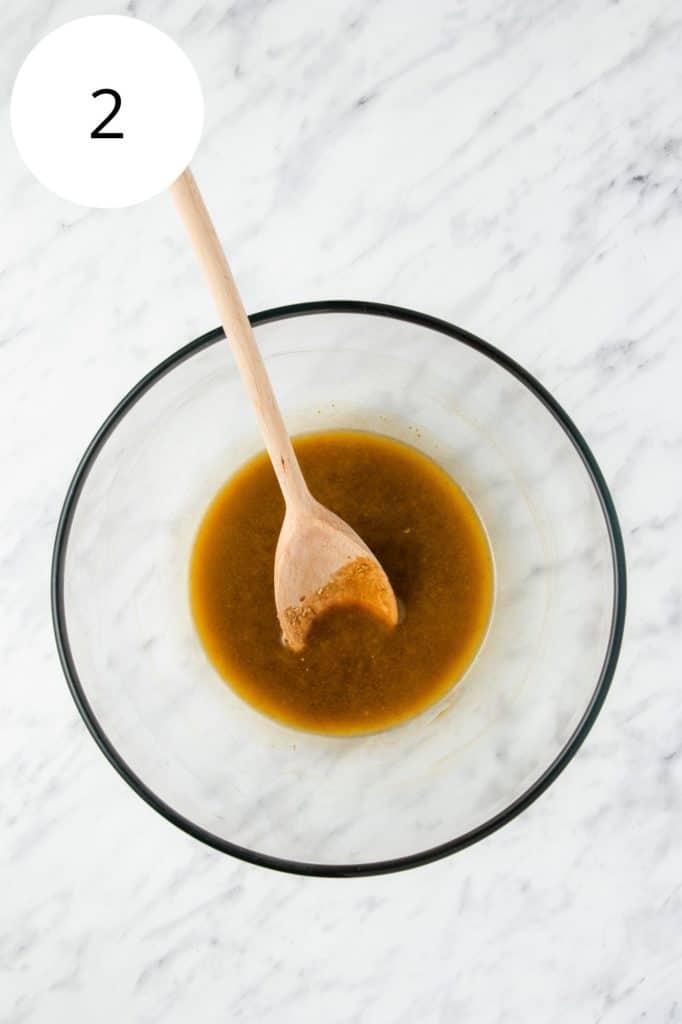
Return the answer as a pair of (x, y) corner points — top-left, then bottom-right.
(10, 16), (204, 208)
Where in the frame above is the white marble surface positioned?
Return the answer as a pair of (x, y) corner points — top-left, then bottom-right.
(1, 0), (680, 1020)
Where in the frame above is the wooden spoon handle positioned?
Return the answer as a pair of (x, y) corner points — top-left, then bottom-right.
(170, 167), (310, 510)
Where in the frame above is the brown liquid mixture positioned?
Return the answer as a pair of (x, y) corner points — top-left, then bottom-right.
(190, 431), (493, 735)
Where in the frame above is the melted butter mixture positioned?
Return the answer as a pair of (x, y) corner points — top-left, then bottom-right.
(190, 431), (493, 735)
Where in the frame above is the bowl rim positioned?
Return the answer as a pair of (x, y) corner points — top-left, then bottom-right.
(51, 299), (627, 878)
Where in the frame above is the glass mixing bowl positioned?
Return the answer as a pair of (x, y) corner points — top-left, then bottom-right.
(52, 301), (626, 876)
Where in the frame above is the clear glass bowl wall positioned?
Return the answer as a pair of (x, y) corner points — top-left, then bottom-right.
(54, 305), (624, 873)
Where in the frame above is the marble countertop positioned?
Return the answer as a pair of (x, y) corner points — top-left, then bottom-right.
(2, 0), (680, 1020)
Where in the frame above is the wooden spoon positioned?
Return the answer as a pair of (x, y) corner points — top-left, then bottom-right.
(170, 168), (398, 651)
